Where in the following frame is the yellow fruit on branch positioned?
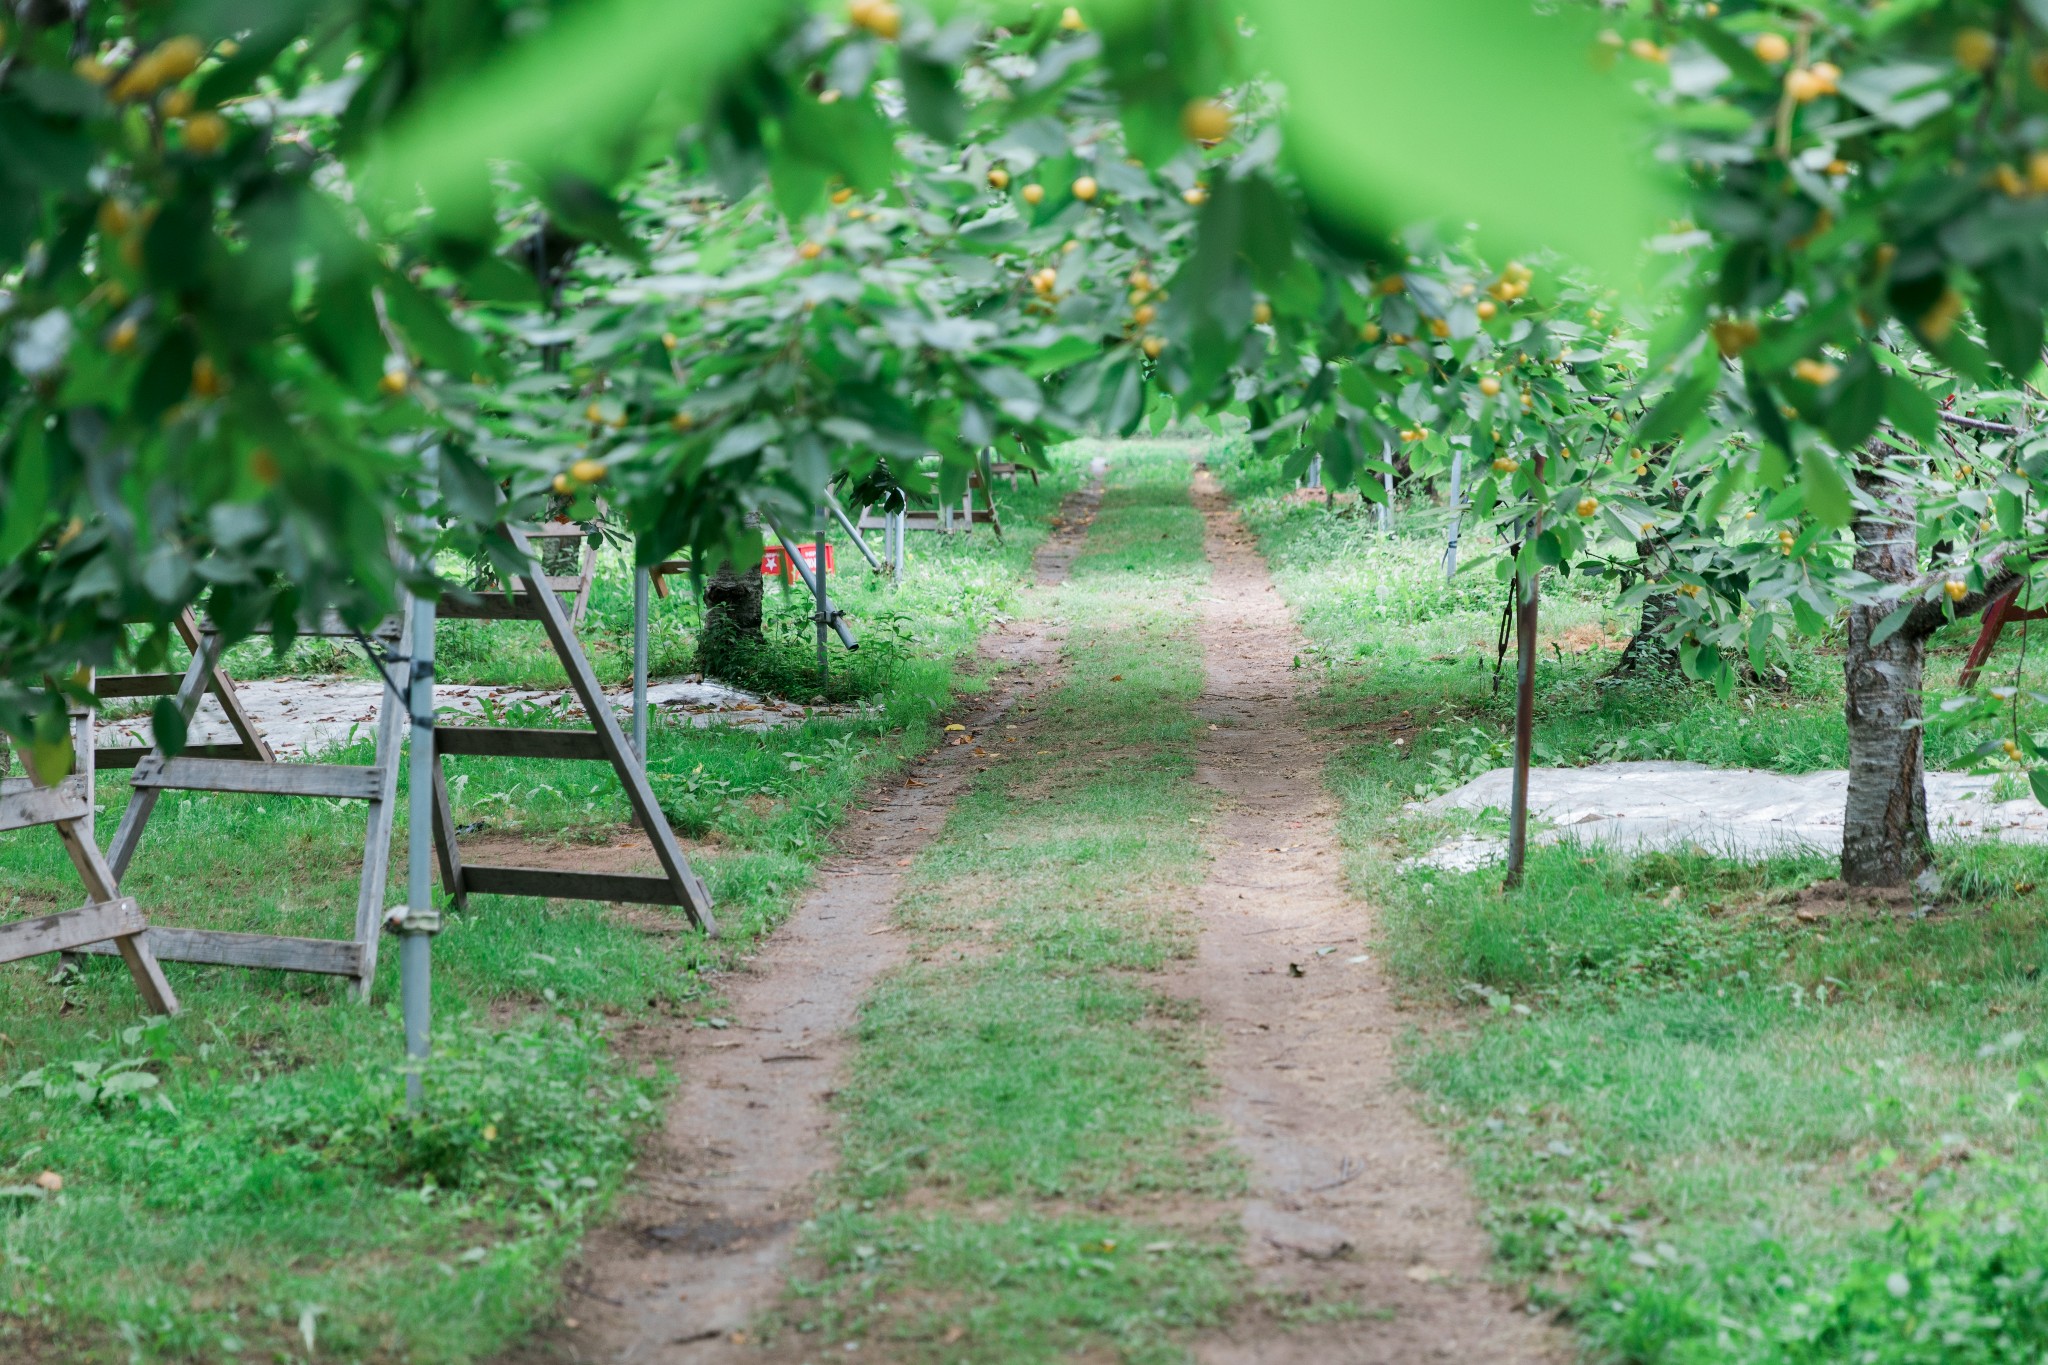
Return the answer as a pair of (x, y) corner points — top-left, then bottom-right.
(1810, 60), (1841, 91)
(1785, 67), (1828, 102)
(1427, 317), (1450, 339)
(1955, 27), (1997, 73)
(1476, 299), (1497, 321)
(1182, 99), (1231, 145)
(670, 412), (694, 432)
(1181, 185), (1207, 206)
(1022, 183), (1045, 205)
(988, 166), (1010, 189)
(1576, 497), (1599, 517)
(96, 198), (132, 237)
(1492, 457), (1520, 474)
(1252, 300), (1273, 326)
(379, 369), (409, 396)
(2005, 739), (2024, 759)
(159, 88), (193, 119)
(181, 111), (228, 155)
(1791, 357), (1839, 386)
(552, 473), (574, 496)
(109, 318), (139, 353)
(1060, 6), (1085, 31)
(1944, 578), (1970, 601)
(830, 186), (854, 205)
(1479, 376), (1502, 397)
(192, 355), (225, 397)
(1133, 303), (1157, 326)
(850, 0), (901, 38)
(570, 458), (607, 484)
(1628, 38), (1665, 63)
(584, 402), (605, 425)
(1141, 336), (1165, 359)
(1710, 317), (1761, 358)
(661, 332), (678, 350)
(1359, 322), (1382, 343)
(797, 239), (824, 260)
(1753, 32), (1790, 64)
(1071, 175), (1099, 202)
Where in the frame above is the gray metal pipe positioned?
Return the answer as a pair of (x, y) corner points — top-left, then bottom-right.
(632, 566), (650, 761)
(760, 514), (859, 650)
(826, 495), (882, 571)
(402, 592), (437, 1110)
(1444, 450), (1465, 580)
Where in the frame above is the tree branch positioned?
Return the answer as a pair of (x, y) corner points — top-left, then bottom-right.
(1940, 412), (2023, 436)
(1899, 543), (2031, 639)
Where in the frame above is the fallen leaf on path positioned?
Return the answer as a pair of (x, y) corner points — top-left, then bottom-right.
(1405, 1263), (1450, 1284)
(1109, 674), (1123, 681)
(945, 724), (966, 732)
(1288, 963), (1305, 978)
(32, 1171), (61, 1193)
(905, 778), (927, 787)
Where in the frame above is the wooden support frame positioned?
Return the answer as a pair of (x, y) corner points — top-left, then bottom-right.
(523, 522), (599, 627)
(429, 530), (718, 935)
(81, 613), (408, 999)
(0, 693), (178, 1014)
(96, 610), (272, 771)
(1959, 585), (2048, 689)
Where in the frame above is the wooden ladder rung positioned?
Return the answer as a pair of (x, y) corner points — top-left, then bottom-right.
(73, 926), (363, 975)
(95, 673), (185, 699)
(130, 755), (385, 801)
(436, 727), (609, 761)
(0, 779), (90, 834)
(439, 592), (544, 621)
(461, 865), (686, 905)
(0, 899), (145, 963)
(99, 742), (265, 771)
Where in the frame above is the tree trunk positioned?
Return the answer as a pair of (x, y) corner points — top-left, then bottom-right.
(695, 559), (765, 681)
(1841, 470), (1932, 888)
(1611, 536), (1684, 677)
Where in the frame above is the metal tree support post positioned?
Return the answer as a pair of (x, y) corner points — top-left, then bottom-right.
(632, 566), (650, 761)
(888, 508), (907, 577)
(826, 494), (883, 572)
(761, 516), (858, 651)
(1444, 450), (1466, 580)
(1504, 451), (1550, 891)
(1304, 454), (1322, 490)
(1378, 440), (1394, 534)
(402, 594), (439, 1110)
(814, 505), (830, 686)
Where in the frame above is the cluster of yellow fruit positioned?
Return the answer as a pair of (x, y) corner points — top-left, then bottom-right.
(1399, 427), (1430, 443)
(583, 402), (628, 429)
(1182, 99), (1231, 146)
(1710, 316), (1762, 358)
(797, 239), (824, 260)
(1988, 153), (2048, 198)
(107, 35), (204, 102)
(1944, 578), (1971, 601)
(552, 458), (609, 496)
(848, 0), (902, 39)
(1678, 582), (1702, 598)
(1491, 456), (1520, 474)
(2004, 738), (2025, 761)
(1488, 261), (1533, 303)
(1575, 497), (1600, 517)
(1784, 61), (1841, 103)
(1791, 356), (1839, 386)
(1778, 527), (1797, 555)
(1031, 265), (1062, 298)
(1181, 184), (1208, 207)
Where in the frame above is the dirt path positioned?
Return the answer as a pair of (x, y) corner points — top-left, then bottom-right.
(509, 471), (1103, 1365)
(1182, 466), (1563, 1363)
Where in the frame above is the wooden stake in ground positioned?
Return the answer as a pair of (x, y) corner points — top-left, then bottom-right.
(1504, 451), (1549, 890)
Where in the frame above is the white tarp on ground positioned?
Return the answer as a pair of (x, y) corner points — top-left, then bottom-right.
(98, 677), (839, 759)
(1410, 760), (2048, 872)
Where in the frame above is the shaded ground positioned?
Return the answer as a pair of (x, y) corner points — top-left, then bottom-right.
(1180, 464), (1562, 1364)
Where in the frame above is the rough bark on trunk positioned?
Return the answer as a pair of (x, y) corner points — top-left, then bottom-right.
(1611, 536), (1685, 678)
(696, 559), (766, 681)
(1842, 470), (1932, 888)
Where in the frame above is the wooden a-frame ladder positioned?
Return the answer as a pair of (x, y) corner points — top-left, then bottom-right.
(0, 688), (178, 1014)
(78, 610), (410, 1001)
(427, 529), (717, 934)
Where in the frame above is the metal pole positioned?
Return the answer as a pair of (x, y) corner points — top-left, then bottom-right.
(890, 508), (906, 576)
(1444, 450), (1465, 580)
(761, 514), (859, 649)
(632, 565), (650, 762)
(1378, 440), (1393, 535)
(1504, 451), (1548, 891)
(814, 505), (830, 687)
(826, 495), (882, 571)
(402, 591), (437, 1109)
(1305, 454), (1322, 490)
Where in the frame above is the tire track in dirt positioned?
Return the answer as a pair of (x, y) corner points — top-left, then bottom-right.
(508, 467), (1103, 1365)
(1181, 465), (1564, 1364)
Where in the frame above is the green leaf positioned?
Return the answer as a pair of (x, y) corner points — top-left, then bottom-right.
(1823, 349), (1886, 452)
(2031, 767), (2048, 810)
(1635, 369), (1715, 445)
(1869, 603), (1915, 649)
(1251, 0), (1666, 275)
(0, 426), (51, 564)
(150, 698), (188, 759)
(382, 271), (486, 380)
(1883, 372), (1940, 446)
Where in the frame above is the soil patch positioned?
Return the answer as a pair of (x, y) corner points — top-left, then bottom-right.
(1181, 465), (1564, 1363)
(501, 475), (1104, 1364)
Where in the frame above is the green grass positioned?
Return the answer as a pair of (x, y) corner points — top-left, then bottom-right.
(777, 441), (1246, 1364)
(1212, 440), (2048, 1364)
(0, 461), (1082, 1362)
